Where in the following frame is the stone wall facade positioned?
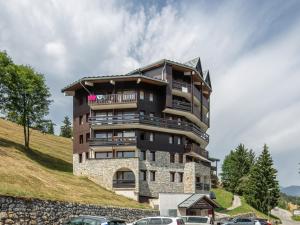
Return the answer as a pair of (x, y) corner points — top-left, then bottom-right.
(73, 149), (211, 200)
(0, 196), (159, 225)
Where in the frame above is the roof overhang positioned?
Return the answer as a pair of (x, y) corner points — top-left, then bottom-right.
(61, 75), (168, 93)
(178, 194), (219, 209)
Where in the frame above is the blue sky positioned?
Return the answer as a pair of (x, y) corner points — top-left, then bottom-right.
(0, 0), (300, 187)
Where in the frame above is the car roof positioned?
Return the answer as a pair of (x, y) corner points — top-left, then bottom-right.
(74, 216), (125, 221)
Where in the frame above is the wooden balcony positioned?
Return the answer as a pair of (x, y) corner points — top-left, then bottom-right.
(88, 93), (137, 110)
(89, 136), (137, 146)
(172, 100), (191, 112)
(185, 143), (209, 158)
(89, 114), (209, 144)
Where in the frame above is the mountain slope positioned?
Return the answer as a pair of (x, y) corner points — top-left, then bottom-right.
(281, 186), (300, 197)
(0, 119), (148, 208)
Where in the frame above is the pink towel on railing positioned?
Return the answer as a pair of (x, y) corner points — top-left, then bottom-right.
(88, 95), (96, 101)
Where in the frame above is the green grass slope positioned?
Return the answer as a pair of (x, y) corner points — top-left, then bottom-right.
(0, 119), (148, 208)
(213, 188), (278, 220)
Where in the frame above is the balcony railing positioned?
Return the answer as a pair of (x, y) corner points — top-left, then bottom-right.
(172, 100), (191, 112)
(89, 136), (137, 146)
(113, 179), (135, 188)
(89, 114), (209, 143)
(172, 80), (191, 93)
(88, 93), (137, 106)
(184, 143), (209, 158)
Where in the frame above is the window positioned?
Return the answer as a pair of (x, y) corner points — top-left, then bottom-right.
(68, 217), (83, 225)
(83, 218), (97, 225)
(162, 219), (173, 225)
(177, 118), (181, 125)
(169, 135), (174, 144)
(85, 152), (89, 160)
(79, 135), (84, 144)
(140, 170), (147, 181)
(140, 132), (145, 140)
(79, 115), (83, 125)
(140, 151), (146, 160)
(79, 154), (82, 163)
(86, 133), (90, 142)
(149, 132), (154, 142)
(140, 110), (145, 119)
(149, 92), (154, 102)
(177, 137), (182, 145)
(170, 153), (175, 163)
(178, 154), (183, 163)
(150, 171), (156, 181)
(95, 152), (113, 159)
(178, 172), (183, 182)
(196, 176), (200, 183)
(170, 172), (175, 182)
(150, 151), (156, 161)
(116, 151), (135, 158)
(135, 219), (148, 225)
(86, 113), (89, 122)
(140, 90), (144, 100)
(149, 218), (162, 225)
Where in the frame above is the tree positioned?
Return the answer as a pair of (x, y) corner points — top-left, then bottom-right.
(0, 51), (52, 149)
(245, 144), (280, 214)
(60, 116), (72, 138)
(35, 119), (55, 134)
(221, 144), (255, 195)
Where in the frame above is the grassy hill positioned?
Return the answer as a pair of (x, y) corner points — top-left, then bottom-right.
(213, 188), (278, 220)
(0, 119), (148, 208)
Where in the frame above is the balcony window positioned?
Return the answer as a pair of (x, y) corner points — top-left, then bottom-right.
(79, 115), (83, 125)
(149, 132), (154, 142)
(95, 152), (113, 159)
(169, 135), (174, 144)
(140, 170), (147, 181)
(116, 151), (135, 158)
(150, 171), (156, 181)
(177, 137), (182, 145)
(150, 112), (154, 120)
(79, 135), (83, 144)
(177, 118), (181, 125)
(140, 90), (144, 100)
(95, 132), (112, 139)
(170, 172), (175, 182)
(149, 92), (154, 102)
(150, 151), (156, 161)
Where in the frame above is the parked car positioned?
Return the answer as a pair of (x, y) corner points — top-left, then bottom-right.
(128, 217), (185, 225)
(64, 216), (126, 225)
(222, 217), (255, 225)
(181, 216), (213, 224)
(253, 218), (271, 225)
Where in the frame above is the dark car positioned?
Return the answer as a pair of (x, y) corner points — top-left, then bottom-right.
(222, 217), (255, 225)
(64, 216), (127, 225)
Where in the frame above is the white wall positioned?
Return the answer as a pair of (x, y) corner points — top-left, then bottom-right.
(159, 193), (192, 216)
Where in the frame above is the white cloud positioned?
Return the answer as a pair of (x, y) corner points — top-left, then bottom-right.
(0, 0), (300, 186)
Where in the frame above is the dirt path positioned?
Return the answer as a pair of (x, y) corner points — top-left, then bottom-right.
(227, 195), (242, 210)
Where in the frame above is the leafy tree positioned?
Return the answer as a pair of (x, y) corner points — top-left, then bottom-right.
(60, 116), (72, 138)
(221, 144), (255, 195)
(245, 144), (280, 214)
(0, 51), (52, 149)
(47, 121), (55, 134)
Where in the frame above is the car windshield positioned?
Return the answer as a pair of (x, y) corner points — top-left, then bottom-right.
(186, 217), (208, 223)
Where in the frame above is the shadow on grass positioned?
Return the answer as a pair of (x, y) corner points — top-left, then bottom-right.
(0, 138), (72, 172)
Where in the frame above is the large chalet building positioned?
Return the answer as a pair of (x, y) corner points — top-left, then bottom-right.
(62, 57), (217, 205)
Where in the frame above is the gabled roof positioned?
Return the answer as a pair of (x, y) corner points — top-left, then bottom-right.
(184, 57), (203, 76)
(178, 193), (219, 209)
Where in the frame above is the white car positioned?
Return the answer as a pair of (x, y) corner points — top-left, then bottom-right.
(181, 216), (213, 225)
(128, 217), (185, 225)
